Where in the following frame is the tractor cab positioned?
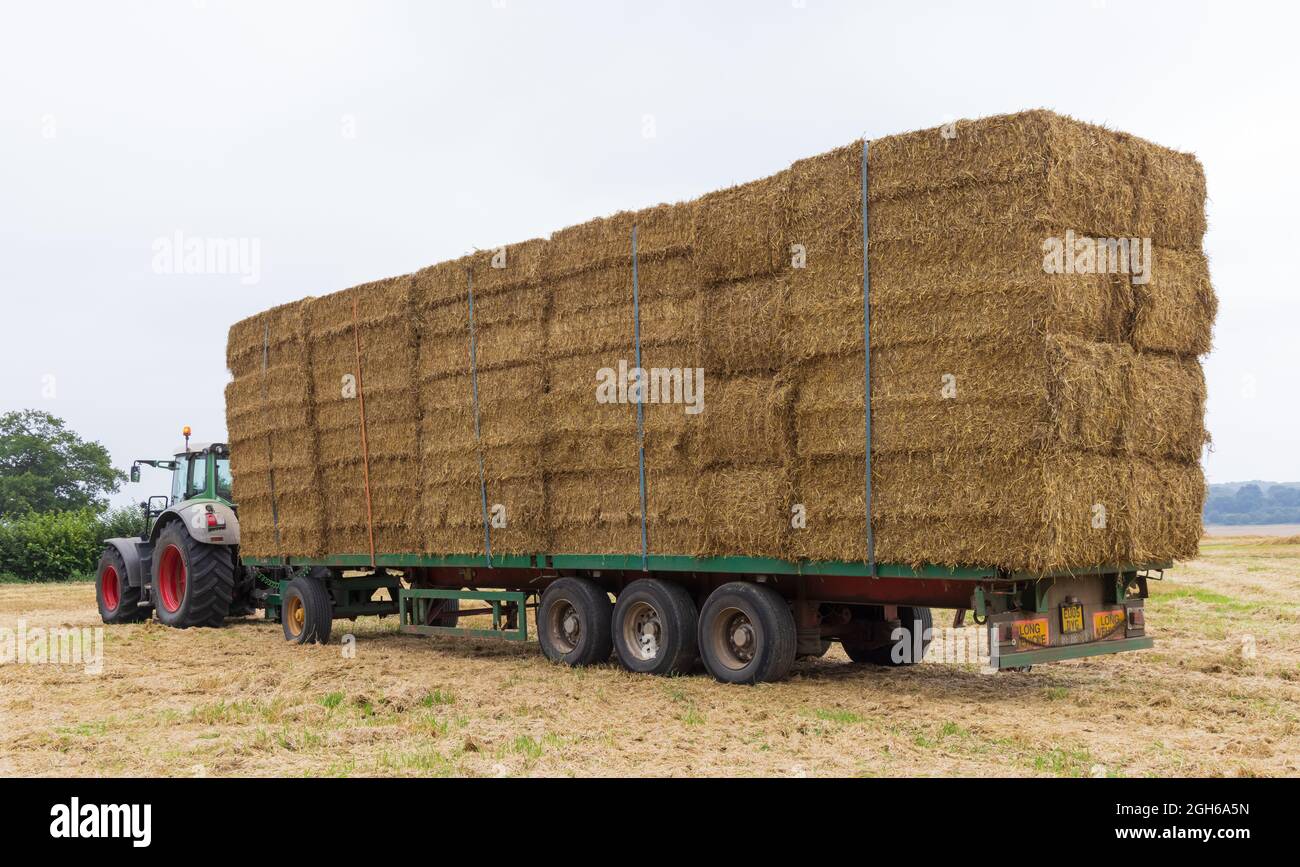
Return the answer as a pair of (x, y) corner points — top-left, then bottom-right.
(129, 427), (236, 537)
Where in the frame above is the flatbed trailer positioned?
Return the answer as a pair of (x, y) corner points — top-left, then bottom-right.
(244, 550), (1161, 683)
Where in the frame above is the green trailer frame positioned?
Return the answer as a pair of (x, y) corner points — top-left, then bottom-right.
(245, 551), (1166, 669)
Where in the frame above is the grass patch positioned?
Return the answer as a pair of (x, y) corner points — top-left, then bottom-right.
(419, 689), (455, 707)
(813, 708), (864, 724)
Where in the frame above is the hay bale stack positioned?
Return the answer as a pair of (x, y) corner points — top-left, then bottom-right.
(225, 300), (324, 558)
(304, 276), (422, 556)
(411, 262), (483, 555)
(470, 243), (549, 555)
(225, 109), (1212, 572)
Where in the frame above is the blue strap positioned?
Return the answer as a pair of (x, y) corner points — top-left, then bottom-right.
(862, 139), (876, 579)
(466, 268), (493, 567)
(631, 226), (649, 571)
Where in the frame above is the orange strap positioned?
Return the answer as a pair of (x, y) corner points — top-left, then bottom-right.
(351, 298), (377, 568)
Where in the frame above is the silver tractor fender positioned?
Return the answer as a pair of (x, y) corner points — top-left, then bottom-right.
(151, 500), (242, 548)
(103, 537), (152, 588)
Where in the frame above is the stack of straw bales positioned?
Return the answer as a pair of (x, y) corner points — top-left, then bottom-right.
(226, 109), (1213, 572)
(225, 301), (323, 558)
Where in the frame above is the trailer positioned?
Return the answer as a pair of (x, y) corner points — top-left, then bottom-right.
(244, 550), (1159, 683)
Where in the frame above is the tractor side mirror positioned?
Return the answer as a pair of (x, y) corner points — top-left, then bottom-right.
(130, 465), (141, 484)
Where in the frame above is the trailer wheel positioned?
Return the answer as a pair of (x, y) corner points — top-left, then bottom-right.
(152, 523), (234, 629)
(282, 575), (333, 645)
(538, 577), (612, 667)
(698, 582), (796, 684)
(842, 606), (934, 665)
(611, 579), (699, 675)
(96, 547), (148, 624)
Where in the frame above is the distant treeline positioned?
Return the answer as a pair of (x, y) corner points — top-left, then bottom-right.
(1204, 482), (1300, 525)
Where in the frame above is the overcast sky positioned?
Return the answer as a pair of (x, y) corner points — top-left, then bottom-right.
(1, 0), (1296, 505)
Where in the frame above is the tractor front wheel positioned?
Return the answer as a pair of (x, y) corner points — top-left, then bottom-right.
(151, 523), (235, 629)
(96, 547), (148, 624)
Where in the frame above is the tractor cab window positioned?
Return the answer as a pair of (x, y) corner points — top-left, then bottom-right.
(170, 456), (190, 504)
(188, 454), (210, 499)
(215, 458), (233, 501)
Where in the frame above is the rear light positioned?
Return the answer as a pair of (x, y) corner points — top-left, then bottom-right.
(1128, 608), (1145, 628)
(205, 512), (225, 531)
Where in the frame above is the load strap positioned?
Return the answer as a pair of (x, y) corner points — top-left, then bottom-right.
(466, 268), (494, 566)
(350, 298), (378, 568)
(631, 225), (650, 571)
(862, 139), (877, 578)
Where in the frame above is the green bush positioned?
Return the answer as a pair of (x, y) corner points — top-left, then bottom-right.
(0, 506), (149, 582)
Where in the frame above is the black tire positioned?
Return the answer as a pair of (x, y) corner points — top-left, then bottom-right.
(698, 582), (797, 684)
(842, 606), (934, 665)
(151, 523), (235, 629)
(282, 575), (333, 644)
(611, 579), (699, 676)
(537, 577), (613, 667)
(96, 547), (147, 624)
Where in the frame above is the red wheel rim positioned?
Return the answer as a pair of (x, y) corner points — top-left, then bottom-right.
(158, 545), (186, 613)
(101, 565), (120, 611)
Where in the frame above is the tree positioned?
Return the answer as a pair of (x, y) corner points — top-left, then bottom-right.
(0, 410), (125, 518)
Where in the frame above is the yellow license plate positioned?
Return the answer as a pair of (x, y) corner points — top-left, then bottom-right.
(1093, 609), (1126, 639)
(1061, 604), (1084, 634)
(1014, 617), (1050, 646)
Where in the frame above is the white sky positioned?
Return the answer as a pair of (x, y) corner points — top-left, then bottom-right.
(1, 0), (1296, 506)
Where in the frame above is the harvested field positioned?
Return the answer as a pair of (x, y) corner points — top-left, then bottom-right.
(2, 537), (1296, 778)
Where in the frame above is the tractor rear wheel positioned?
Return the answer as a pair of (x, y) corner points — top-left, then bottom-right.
(96, 547), (148, 624)
(282, 575), (333, 644)
(152, 523), (235, 628)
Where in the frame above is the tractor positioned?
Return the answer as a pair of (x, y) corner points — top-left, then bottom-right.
(95, 428), (256, 628)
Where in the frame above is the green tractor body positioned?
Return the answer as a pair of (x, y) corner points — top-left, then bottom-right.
(97, 439), (256, 627)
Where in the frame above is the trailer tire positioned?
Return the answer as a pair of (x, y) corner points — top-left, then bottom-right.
(611, 579), (699, 676)
(538, 577), (612, 667)
(698, 582), (796, 684)
(152, 523), (234, 629)
(282, 576), (333, 645)
(842, 606), (933, 665)
(96, 547), (148, 624)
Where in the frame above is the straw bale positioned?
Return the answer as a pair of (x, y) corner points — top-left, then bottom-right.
(411, 256), (473, 308)
(1130, 139), (1207, 250)
(700, 276), (786, 374)
(473, 238), (545, 296)
(1129, 458), (1204, 562)
(698, 375), (792, 467)
(1125, 352), (1208, 461)
(541, 211), (638, 280)
(692, 171), (789, 283)
(1130, 247), (1215, 356)
(701, 466), (788, 558)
